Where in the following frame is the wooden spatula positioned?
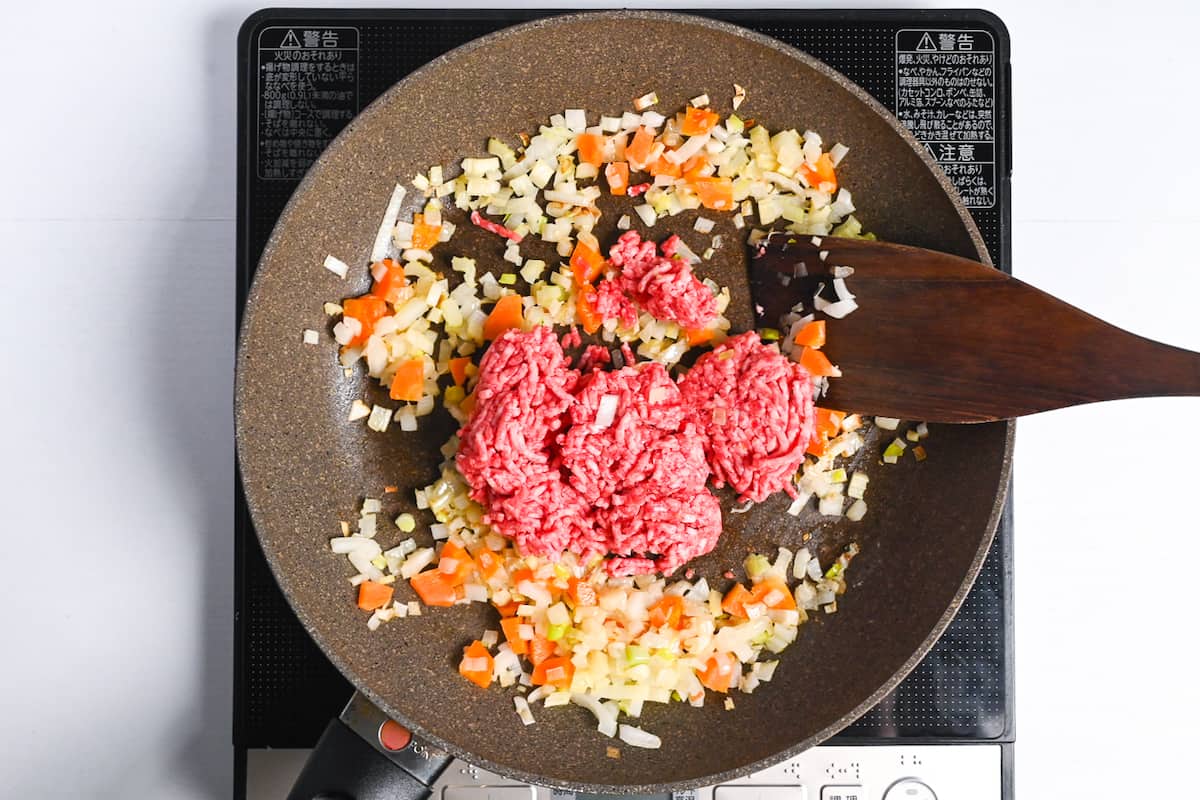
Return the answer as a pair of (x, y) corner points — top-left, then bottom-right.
(750, 237), (1200, 423)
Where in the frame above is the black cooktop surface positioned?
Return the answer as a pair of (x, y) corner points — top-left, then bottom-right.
(235, 4), (1012, 758)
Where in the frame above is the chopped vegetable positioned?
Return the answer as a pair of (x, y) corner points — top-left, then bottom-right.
(793, 320), (826, 348)
(483, 294), (524, 340)
(681, 105), (720, 136)
(459, 640), (495, 688)
(410, 569), (458, 607)
(357, 580), (394, 611)
(389, 359), (425, 402)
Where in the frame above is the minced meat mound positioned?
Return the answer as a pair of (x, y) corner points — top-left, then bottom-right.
(592, 230), (718, 331)
(679, 332), (815, 503)
(457, 327), (814, 575)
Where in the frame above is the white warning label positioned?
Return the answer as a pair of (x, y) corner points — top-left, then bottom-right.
(895, 29), (996, 209)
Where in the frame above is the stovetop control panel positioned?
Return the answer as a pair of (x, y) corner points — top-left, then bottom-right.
(433, 745), (1000, 800)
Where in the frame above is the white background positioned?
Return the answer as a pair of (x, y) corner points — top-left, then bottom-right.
(2, 1), (1197, 797)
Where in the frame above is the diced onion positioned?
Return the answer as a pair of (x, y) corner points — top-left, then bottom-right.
(617, 724), (661, 749)
(323, 254), (350, 278)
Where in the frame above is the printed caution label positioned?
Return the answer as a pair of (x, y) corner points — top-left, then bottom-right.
(255, 27), (360, 180)
(895, 29), (996, 209)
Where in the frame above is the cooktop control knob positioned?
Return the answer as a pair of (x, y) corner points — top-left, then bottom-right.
(883, 779), (936, 800)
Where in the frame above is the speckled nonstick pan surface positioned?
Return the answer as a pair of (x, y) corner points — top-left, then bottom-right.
(235, 10), (1012, 794)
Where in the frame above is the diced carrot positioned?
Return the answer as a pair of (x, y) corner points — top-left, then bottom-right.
(800, 152), (838, 192)
(691, 176), (735, 211)
(410, 569), (458, 607)
(625, 126), (655, 170)
(799, 346), (839, 378)
(448, 357), (471, 387)
(793, 320), (826, 348)
(459, 640), (494, 689)
(570, 240), (606, 287)
(721, 583), (753, 618)
(805, 428), (830, 458)
(369, 258), (408, 305)
(510, 568), (535, 586)
(576, 132), (605, 167)
(493, 601), (520, 617)
(342, 295), (389, 347)
(527, 635), (557, 667)
(604, 161), (630, 195)
(499, 617), (528, 655)
(681, 153), (711, 182)
(460, 390), (477, 418)
(356, 580), (394, 611)
(749, 578), (797, 611)
(685, 326), (715, 346)
(483, 294), (524, 340)
(698, 653), (737, 693)
(476, 550), (505, 582)
(680, 105), (721, 137)
(814, 407), (846, 440)
(649, 595), (685, 629)
(531, 656), (575, 689)
(566, 577), (597, 607)
(437, 540), (475, 586)
(410, 213), (442, 250)
(576, 287), (603, 335)
(650, 153), (682, 178)
(389, 358), (425, 402)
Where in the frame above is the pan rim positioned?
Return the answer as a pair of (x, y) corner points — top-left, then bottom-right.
(234, 9), (1014, 793)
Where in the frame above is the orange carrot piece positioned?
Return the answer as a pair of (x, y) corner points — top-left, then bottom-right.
(625, 126), (655, 170)
(800, 153), (838, 192)
(567, 578), (597, 607)
(680, 106), (720, 137)
(448, 357), (471, 387)
(805, 429), (830, 458)
(493, 600), (520, 617)
(799, 346), (839, 378)
(369, 258), (408, 305)
(499, 617), (528, 655)
(650, 154), (682, 178)
(389, 358), (425, 402)
(691, 176), (735, 211)
(342, 296), (389, 347)
(576, 132), (605, 167)
(356, 580), (394, 611)
(648, 595), (685, 629)
(793, 320), (826, 348)
(410, 570), (457, 607)
(721, 583), (753, 618)
(576, 287), (603, 335)
(685, 326), (715, 346)
(476, 550), (505, 582)
(570, 240), (606, 286)
(459, 640), (494, 689)
(437, 539), (475, 586)
(814, 407), (846, 439)
(531, 656), (575, 689)
(604, 161), (630, 195)
(483, 294), (524, 340)
(698, 653), (737, 693)
(410, 213), (442, 250)
(527, 635), (557, 667)
(749, 578), (797, 611)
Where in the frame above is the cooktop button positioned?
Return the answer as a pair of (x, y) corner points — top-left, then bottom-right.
(442, 787), (536, 800)
(377, 719), (412, 751)
(821, 786), (866, 800)
(714, 787), (807, 799)
(883, 779), (937, 800)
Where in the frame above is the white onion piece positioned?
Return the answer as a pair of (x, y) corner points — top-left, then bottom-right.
(595, 394), (619, 429)
(323, 254), (350, 278)
(370, 184), (407, 263)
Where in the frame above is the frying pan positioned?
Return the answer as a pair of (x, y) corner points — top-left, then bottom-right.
(235, 10), (1012, 797)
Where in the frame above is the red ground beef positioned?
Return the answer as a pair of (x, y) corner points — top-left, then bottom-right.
(456, 328), (719, 575)
(456, 327), (815, 575)
(594, 231), (719, 330)
(680, 332), (815, 503)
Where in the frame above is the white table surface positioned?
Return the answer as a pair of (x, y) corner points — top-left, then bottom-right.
(3, 1), (1197, 797)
